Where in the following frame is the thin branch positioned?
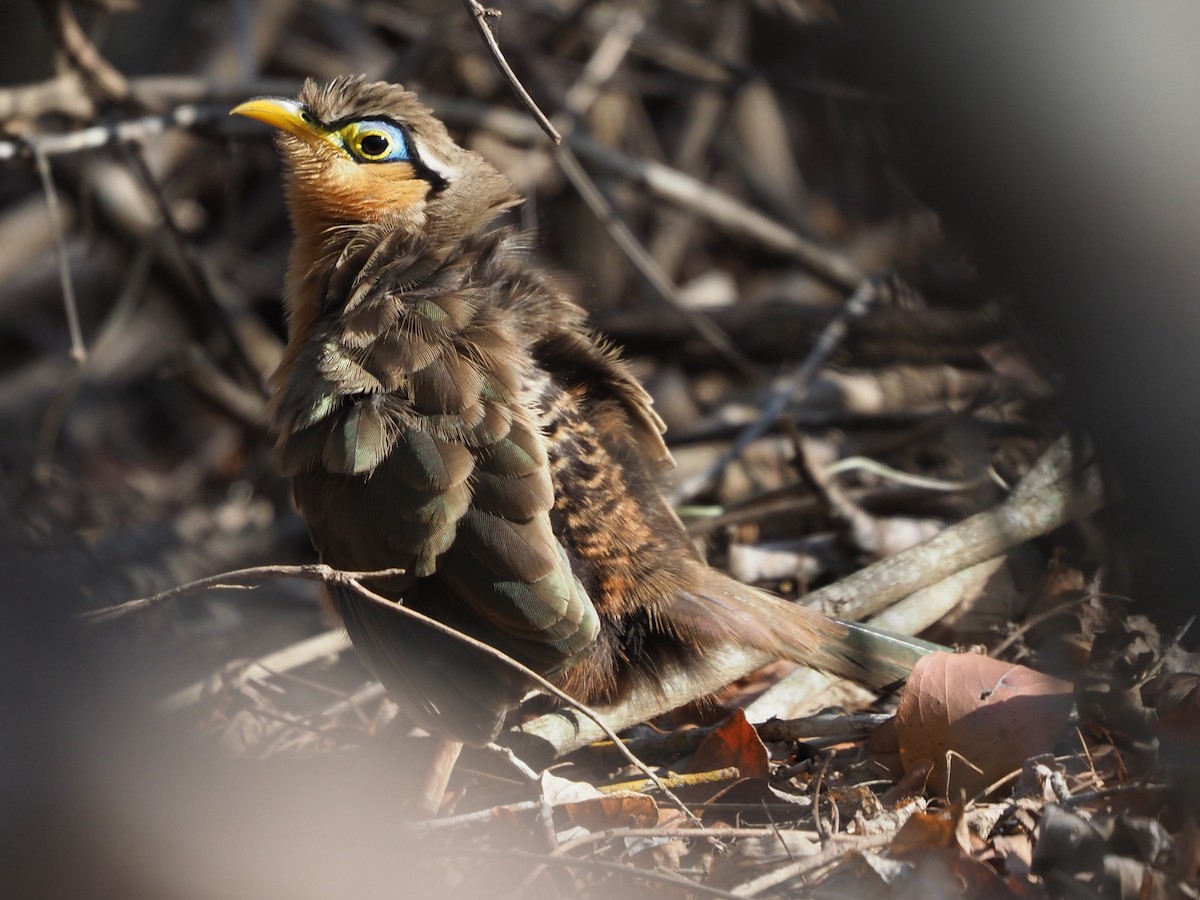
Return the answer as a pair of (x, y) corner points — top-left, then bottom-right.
(430, 847), (745, 899)
(429, 93), (870, 288)
(800, 438), (1099, 625)
(118, 142), (267, 393)
(340, 576), (702, 826)
(560, 4), (647, 117)
(513, 437), (1104, 759)
(584, 710), (893, 767)
(988, 593), (1096, 659)
(554, 142), (757, 378)
(545, 8), (755, 377)
(0, 74), (95, 122)
(671, 275), (882, 503)
(80, 563), (407, 622)
(159, 628), (353, 713)
(1, 77), (870, 293)
(34, 233), (153, 474)
(460, 0), (561, 144)
(1, 84), (868, 293)
(810, 749), (834, 843)
(29, 141), (86, 364)
(36, 0), (135, 106)
(825, 456), (1007, 493)
(86, 561), (702, 826)
(0, 104), (209, 160)
(756, 712), (894, 743)
(598, 766), (740, 794)
(173, 344), (270, 435)
(13, 112), (280, 401)
(731, 831), (900, 897)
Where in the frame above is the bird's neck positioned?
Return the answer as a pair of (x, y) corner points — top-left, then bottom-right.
(282, 217), (333, 345)
(273, 199), (365, 406)
(271, 194), (517, 407)
(279, 169), (516, 345)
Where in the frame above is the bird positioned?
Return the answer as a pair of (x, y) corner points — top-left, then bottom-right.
(231, 76), (933, 811)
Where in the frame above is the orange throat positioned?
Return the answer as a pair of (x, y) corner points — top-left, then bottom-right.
(280, 158), (431, 348)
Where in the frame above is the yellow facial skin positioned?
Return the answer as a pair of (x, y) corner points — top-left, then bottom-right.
(230, 98), (430, 225)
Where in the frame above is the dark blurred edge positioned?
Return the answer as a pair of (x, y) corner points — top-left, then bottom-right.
(840, 2), (1200, 632)
(0, 536), (478, 898)
(6, 4), (1200, 897)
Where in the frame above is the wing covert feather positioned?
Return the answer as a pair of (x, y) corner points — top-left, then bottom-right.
(278, 245), (600, 681)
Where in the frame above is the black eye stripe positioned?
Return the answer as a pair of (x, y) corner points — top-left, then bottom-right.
(319, 115), (445, 188)
(324, 114), (400, 133)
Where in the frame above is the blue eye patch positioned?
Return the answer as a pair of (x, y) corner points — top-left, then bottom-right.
(340, 120), (411, 163)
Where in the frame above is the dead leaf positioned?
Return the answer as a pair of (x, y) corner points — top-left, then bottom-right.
(892, 800), (970, 854)
(681, 708), (770, 779)
(564, 791), (659, 830)
(882, 761), (934, 808)
(867, 713), (900, 755)
(895, 652), (1074, 797)
(540, 770), (603, 806)
(707, 831), (819, 889)
(824, 845), (1015, 898)
(540, 770), (660, 830)
(1031, 804), (1110, 876)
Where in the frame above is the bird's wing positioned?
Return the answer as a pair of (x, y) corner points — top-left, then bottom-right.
(533, 327), (674, 471)
(275, 226), (600, 674)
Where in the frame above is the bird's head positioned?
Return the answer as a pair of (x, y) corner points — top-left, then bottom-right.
(231, 77), (516, 242)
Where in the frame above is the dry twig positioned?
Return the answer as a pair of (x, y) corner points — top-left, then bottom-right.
(460, 0), (561, 144)
(88, 562), (702, 826)
(512, 437), (1102, 759)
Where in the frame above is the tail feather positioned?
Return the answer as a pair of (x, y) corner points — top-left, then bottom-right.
(674, 573), (941, 689)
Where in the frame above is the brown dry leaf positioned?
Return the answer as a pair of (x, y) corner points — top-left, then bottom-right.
(904, 850), (1018, 899)
(681, 708), (770, 779)
(564, 791), (659, 830)
(823, 845), (1016, 898)
(540, 771), (661, 830)
(895, 652), (1074, 797)
(891, 801), (970, 854)
(866, 715), (904, 780)
(875, 802), (1034, 899)
(879, 759), (934, 806)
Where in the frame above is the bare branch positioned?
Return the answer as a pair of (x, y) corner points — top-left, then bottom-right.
(87, 560), (702, 825)
(671, 276), (882, 503)
(0, 75), (94, 123)
(341, 577), (702, 825)
(29, 142), (86, 364)
(35, 0), (135, 106)
(554, 142), (756, 378)
(80, 563), (407, 623)
(460, 0), (561, 144)
(513, 437), (1104, 758)
(0, 105), (209, 160)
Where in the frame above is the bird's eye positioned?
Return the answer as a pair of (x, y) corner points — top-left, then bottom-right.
(357, 131), (391, 159)
(341, 121), (411, 164)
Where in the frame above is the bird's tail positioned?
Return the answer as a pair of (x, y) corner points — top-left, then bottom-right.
(675, 572), (941, 689)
